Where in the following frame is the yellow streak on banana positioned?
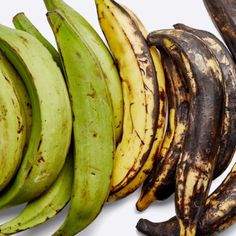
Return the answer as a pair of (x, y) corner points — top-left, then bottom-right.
(96, 0), (159, 195)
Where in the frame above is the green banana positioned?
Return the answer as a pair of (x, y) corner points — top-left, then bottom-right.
(44, 0), (123, 142)
(47, 10), (114, 236)
(0, 24), (72, 209)
(0, 53), (26, 192)
(0, 152), (73, 235)
(12, 12), (62, 68)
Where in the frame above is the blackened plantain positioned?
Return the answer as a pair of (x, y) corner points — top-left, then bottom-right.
(148, 29), (223, 236)
(203, 0), (236, 62)
(136, 51), (189, 211)
(136, 162), (236, 236)
(174, 23), (236, 179)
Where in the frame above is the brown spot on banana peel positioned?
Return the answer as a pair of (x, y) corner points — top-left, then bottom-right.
(148, 29), (223, 235)
(174, 23), (236, 180)
(204, 0), (236, 62)
(136, 163), (236, 236)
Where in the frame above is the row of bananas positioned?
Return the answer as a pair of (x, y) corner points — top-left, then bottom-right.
(0, 0), (235, 236)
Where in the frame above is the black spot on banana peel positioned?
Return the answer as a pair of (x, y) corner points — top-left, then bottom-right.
(136, 50), (189, 211)
(136, 162), (236, 236)
(148, 29), (223, 236)
(174, 23), (236, 180)
(203, 0), (236, 62)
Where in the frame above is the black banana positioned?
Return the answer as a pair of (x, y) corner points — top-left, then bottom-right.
(148, 29), (223, 236)
(136, 162), (236, 236)
(174, 23), (236, 179)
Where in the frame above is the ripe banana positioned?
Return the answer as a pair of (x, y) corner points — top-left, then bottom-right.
(108, 4), (166, 201)
(174, 23), (236, 179)
(96, 0), (159, 197)
(0, 152), (73, 235)
(13, 12), (62, 68)
(0, 53), (26, 192)
(44, 0), (123, 142)
(204, 0), (236, 62)
(0, 24), (72, 209)
(137, 51), (189, 211)
(148, 29), (223, 236)
(47, 10), (114, 235)
(136, 162), (236, 236)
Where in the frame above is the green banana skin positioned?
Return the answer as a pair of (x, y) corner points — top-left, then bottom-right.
(13, 12), (62, 68)
(44, 0), (123, 142)
(0, 25), (72, 209)
(47, 10), (114, 236)
(0, 152), (73, 235)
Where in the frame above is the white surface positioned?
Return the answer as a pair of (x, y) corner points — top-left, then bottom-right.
(0, 0), (235, 235)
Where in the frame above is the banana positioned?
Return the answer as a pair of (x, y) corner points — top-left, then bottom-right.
(148, 29), (223, 236)
(0, 24), (72, 209)
(47, 10), (114, 235)
(174, 23), (236, 179)
(96, 0), (159, 197)
(108, 4), (166, 201)
(0, 54), (26, 192)
(136, 162), (236, 236)
(13, 12), (62, 68)
(204, 0), (236, 62)
(44, 0), (123, 142)
(0, 152), (73, 235)
(136, 51), (189, 211)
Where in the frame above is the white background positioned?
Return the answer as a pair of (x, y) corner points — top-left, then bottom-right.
(0, 1), (235, 236)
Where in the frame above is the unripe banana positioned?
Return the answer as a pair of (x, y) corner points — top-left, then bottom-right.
(0, 24), (72, 209)
(44, 0), (123, 142)
(148, 29), (223, 236)
(96, 0), (159, 198)
(47, 10), (114, 235)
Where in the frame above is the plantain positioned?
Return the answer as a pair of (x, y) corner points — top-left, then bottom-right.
(107, 3), (166, 201)
(137, 51), (189, 211)
(136, 162), (236, 236)
(203, 0), (236, 62)
(0, 151), (73, 235)
(174, 23), (236, 179)
(47, 10), (114, 235)
(0, 24), (72, 209)
(44, 0), (123, 142)
(13, 12), (62, 68)
(96, 0), (159, 198)
(148, 29), (223, 236)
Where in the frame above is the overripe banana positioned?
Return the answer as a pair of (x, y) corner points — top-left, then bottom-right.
(108, 4), (166, 201)
(44, 0), (123, 142)
(136, 162), (236, 236)
(137, 51), (189, 211)
(174, 23), (236, 179)
(204, 0), (236, 62)
(13, 12), (62, 68)
(0, 152), (73, 235)
(0, 53), (26, 192)
(96, 0), (159, 197)
(47, 10), (114, 235)
(0, 24), (72, 209)
(148, 29), (223, 236)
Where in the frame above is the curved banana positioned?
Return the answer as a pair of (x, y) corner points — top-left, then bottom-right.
(96, 0), (159, 196)
(148, 29), (223, 236)
(0, 54), (26, 192)
(44, 0), (123, 142)
(13, 12), (62, 68)
(136, 51), (189, 211)
(174, 23), (236, 179)
(47, 10), (114, 235)
(136, 162), (236, 236)
(108, 4), (166, 201)
(0, 24), (72, 209)
(0, 152), (73, 235)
